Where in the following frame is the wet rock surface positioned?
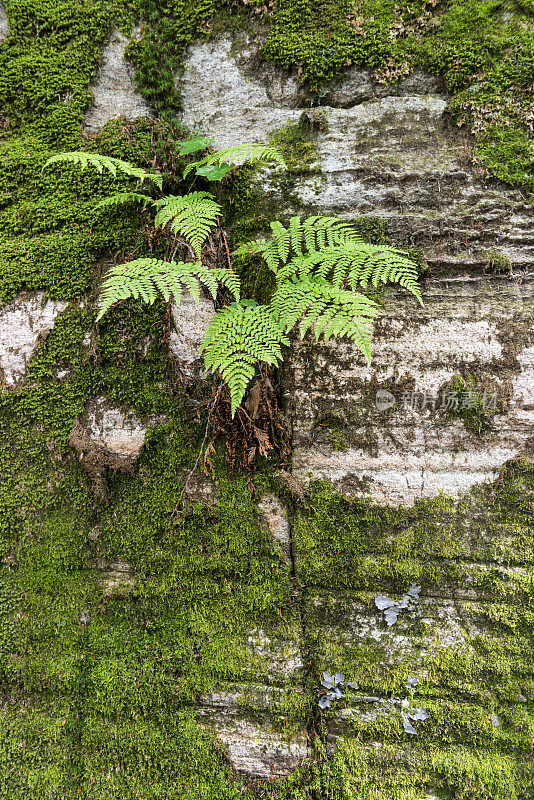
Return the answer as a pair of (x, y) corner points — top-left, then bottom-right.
(169, 291), (215, 376)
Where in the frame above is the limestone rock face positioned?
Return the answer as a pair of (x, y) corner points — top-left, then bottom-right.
(179, 36), (304, 149)
(198, 708), (308, 778)
(0, 293), (67, 389)
(169, 291), (215, 376)
(84, 30), (152, 134)
(69, 396), (158, 500)
(286, 277), (534, 506)
(178, 34), (533, 279)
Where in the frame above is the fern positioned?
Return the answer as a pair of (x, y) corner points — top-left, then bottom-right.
(201, 302), (289, 415)
(96, 259), (223, 321)
(47, 146), (424, 419)
(212, 268), (241, 302)
(237, 215), (422, 302)
(95, 192), (156, 210)
(270, 278), (380, 360)
(184, 142), (286, 178)
(44, 152), (163, 188)
(154, 192), (221, 258)
(237, 216), (355, 270)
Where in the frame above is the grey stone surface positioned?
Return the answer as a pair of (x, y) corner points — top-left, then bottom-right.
(178, 34), (534, 279)
(197, 709), (308, 778)
(176, 30), (534, 505)
(84, 30), (152, 134)
(319, 67), (443, 107)
(72, 396), (149, 459)
(69, 396), (163, 499)
(0, 292), (68, 388)
(285, 277), (534, 506)
(89, 557), (136, 596)
(0, 2), (8, 40)
(179, 37), (303, 149)
(169, 291), (215, 375)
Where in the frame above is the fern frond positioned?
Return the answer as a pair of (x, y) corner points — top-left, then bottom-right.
(184, 142), (286, 178)
(95, 192), (156, 210)
(201, 302), (289, 415)
(96, 259), (220, 321)
(236, 215), (358, 273)
(154, 192), (221, 258)
(280, 242), (422, 302)
(237, 215), (422, 302)
(44, 152), (163, 188)
(270, 278), (381, 362)
(212, 268), (241, 301)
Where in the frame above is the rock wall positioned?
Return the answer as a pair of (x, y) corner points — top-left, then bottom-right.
(1, 5), (533, 799)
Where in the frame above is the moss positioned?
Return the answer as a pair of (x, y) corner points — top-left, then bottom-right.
(269, 115), (321, 174)
(441, 373), (504, 434)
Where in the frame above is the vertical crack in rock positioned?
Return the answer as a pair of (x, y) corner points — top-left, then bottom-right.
(194, 494), (320, 779)
(84, 30), (152, 134)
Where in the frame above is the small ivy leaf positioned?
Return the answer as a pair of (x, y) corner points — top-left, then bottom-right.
(410, 707), (428, 721)
(334, 672), (345, 685)
(407, 583), (421, 599)
(318, 695), (331, 710)
(405, 676), (419, 689)
(401, 698), (410, 709)
(384, 607), (399, 626)
(178, 136), (214, 155)
(375, 595), (394, 610)
(346, 681), (359, 690)
(401, 712), (418, 734)
(195, 163), (233, 181)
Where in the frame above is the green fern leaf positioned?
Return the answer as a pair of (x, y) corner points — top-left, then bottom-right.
(212, 268), (241, 301)
(154, 192), (221, 258)
(184, 142), (286, 178)
(201, 302), (289, 415)
(239, 216), (422, 302)
(95, 192), (156, 209)
(270, 278), (380, 363)
(96, 259), (220, 321)
(44, 152), (163, 188)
